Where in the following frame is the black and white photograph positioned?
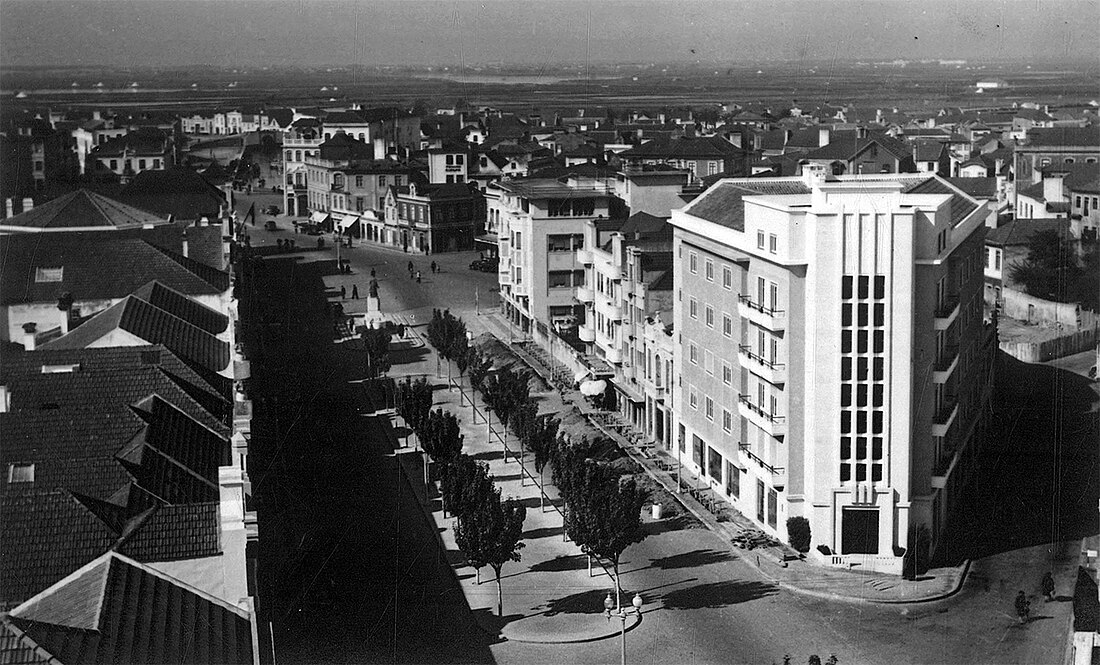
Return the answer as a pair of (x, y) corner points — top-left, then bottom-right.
(0, 1), (1097, 663)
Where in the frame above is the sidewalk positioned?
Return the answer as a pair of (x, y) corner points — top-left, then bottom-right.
(384, 320), (643, 644)
(461, 313), (970, 606)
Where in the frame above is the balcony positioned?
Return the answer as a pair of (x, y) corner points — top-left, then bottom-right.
(737, 395), (787, 438)
(578, 323), (596, 342)
(932, 344), (959, 383)
(330, 182), (344, 192)
(575, 286), (595, 303)
(931, 399), (958, 437)
(934, 296), (960, 331)
(738, 345), (787, 385)
(737, 294), (786, 332)
(621, 280), (634, 297)
(597, 300), (623, 322)
(738, 443), (785, 488)
(576, 248), (593, 264)
(604, 348), (623, 364)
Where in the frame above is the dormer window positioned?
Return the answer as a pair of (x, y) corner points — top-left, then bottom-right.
(35, 267), (63, 282)
(8, 463), (34, 484)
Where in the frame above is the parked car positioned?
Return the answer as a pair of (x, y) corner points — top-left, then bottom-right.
(263, 204), (281, 215)
(469, 257), (499, 272)
(264, 220), (278, 231)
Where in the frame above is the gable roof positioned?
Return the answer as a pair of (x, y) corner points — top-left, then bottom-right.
(1022, 126), (1100, 148)
(1, 552), (253, 665)
(42, 295), (230, 374)
(986, 217), (1072, 247)
(0, 235), (229, 306)
(0, 189), (167, 231)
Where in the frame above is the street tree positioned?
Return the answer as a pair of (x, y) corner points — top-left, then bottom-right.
(453, 484), (527, 616)
(528, 414), (559, 510)
(441, 453), (492, 519)
(397, 377), (433, 444)
(360, 326), (392, 378)
(566, 463), (649, 606)
(509, 400), (539, 485)
(420, 408), (464, 490)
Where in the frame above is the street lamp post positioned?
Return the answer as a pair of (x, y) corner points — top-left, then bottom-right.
(604, 592), (643, 665)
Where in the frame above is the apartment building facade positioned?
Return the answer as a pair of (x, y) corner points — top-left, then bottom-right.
(492, 179), (613, 336)
(670, 169), (993, 572)
(282, 118), (323, 216)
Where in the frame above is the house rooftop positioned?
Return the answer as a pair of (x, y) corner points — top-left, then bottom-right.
(0, 189), (167, 231)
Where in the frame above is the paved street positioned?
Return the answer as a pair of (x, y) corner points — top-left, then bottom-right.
(234, 191), (1092, 664)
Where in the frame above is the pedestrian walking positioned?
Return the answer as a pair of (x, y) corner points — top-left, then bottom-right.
(1015, 590), (1030, 624)
(352, 284), (359, 299)
(416, 271), (422, 284)
(407, 261), (414, 275)
(430, 261), (437, 274)
(1041, 572), (1055, 602)
(340, 285), (346, 299)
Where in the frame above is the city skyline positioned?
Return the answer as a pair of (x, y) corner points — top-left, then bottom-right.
(2, 0), (1098, 69)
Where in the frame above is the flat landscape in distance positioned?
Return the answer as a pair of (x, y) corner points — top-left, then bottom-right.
(3, 59), (1097, 113)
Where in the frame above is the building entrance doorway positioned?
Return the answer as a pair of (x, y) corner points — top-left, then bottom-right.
(841, 507), (879, 554)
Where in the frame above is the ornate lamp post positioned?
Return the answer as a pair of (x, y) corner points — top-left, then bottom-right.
(604, 592), (643, 665)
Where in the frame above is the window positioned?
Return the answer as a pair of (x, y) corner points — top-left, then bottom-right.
(722, 313), (733, 338)
(726, 462), (740, 498)
(689, 252), (698, 274)
(707, 446), (722, 479)
(689, 298), (698, 319)
(722, 362), (733, 386)
(378, 175), (387, 187)
(689, 343), (698, 365)
(34, 267), (63, 282)
(768, 234), (777, 254)
(722, 266), (733, 290)
(757, 230), (765, 249)
(874, 303), (885, 327)
(704, 350), (714, 375)
(693, 435), (705, 467)
(722, 409), (733, 433)
(874, 276), (885, 299)
(705, 306), (715, 328)
(138, 158), (146, 169)
(7, 463), (34, 483)
(514, 231), (522, 250)
(152, 159), (161, 169)
(689, 387), (698, 410)
(705, 396), (714, 421)
(842, 275), (853, 299)
(705, 259), (714, 281)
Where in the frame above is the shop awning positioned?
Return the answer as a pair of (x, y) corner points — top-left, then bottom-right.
(580, 379), (607, 396)
(309, 211), (330, 225)
(338, 214), (359, 230)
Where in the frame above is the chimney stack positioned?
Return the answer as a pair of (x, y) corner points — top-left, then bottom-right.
(21, 198), (33, 214)
(0, 385), (9, 413)
(22, 322), (37, 351)
(181, 230), (190, 259)
(818, 128), (830, 147)
(5, 198), (13, 218)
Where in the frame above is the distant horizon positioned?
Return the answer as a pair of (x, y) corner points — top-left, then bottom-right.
(2, 0), (1098, 70)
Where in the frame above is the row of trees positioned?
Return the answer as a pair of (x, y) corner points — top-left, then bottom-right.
(459, 337), (650, 606)
(395, 373), (527, 617)
(442, 455), (526, 616)
(426, 309), (471, 385)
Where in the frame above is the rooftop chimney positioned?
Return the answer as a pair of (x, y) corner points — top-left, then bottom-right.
(181, 230), (189, 259)
(5, 198), (13, 219)
(818, 128), (830, 147)
(22, 322), (37, 351)
(0, 385), (9, 413)
(21, 198), (33, 214)
(1043, 172), (1066, 205)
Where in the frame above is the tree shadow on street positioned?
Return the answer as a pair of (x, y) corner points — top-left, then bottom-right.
(933, 352), (1099, 566)
(537, 588), (611, 616)
(529, 554), (588, 573)
(657, 580), (778, 610)
(648, 548), (732, 570)
(521, 526), (562, 540)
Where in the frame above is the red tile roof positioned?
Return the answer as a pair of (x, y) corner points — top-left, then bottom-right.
(0, 189), (167, 230)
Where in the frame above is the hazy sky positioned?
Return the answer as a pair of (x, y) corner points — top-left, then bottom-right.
(1, 0), (1097, 68)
